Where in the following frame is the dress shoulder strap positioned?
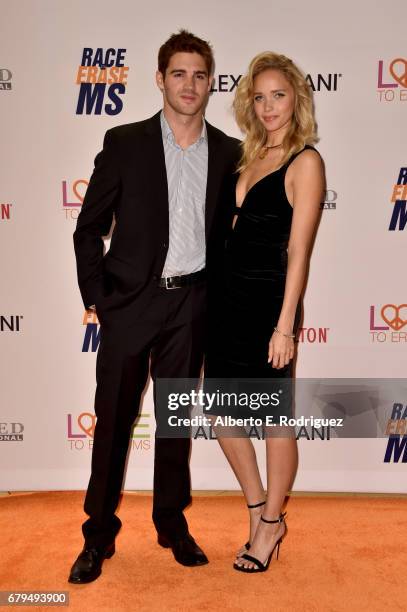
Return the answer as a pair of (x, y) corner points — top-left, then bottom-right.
(285, 145), (319, 169)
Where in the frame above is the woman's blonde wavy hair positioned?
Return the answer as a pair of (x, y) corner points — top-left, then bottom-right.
(233, 52), (318, 172)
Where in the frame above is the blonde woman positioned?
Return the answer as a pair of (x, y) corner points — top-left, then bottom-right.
(205, 52), (324, 573)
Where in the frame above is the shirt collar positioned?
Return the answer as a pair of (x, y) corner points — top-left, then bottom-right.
(160, 110), (207, 146)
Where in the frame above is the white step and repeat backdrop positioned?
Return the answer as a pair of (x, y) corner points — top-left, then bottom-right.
(1, 0), (406, 492)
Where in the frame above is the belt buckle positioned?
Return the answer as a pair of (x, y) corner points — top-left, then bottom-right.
(165, 276), (179, 290)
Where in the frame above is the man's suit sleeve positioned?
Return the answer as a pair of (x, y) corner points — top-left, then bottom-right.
(73, 129), (120, 309)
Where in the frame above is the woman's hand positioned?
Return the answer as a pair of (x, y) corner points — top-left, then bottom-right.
(268, 330), (294, 368)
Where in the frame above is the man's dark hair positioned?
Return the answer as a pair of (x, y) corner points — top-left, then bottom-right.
(158, 29), (214, 77)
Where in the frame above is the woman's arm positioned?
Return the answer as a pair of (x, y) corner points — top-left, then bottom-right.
(269, 149), (325, 368)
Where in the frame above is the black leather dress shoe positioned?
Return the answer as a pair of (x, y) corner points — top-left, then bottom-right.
(157, 533), (209, 566)
(68, 542), (115, 584)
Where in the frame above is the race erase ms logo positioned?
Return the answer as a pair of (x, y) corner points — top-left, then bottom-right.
(389, 168), (407, 231)
(76, 48), (129, 115)
(384, 403), (407, 463)
(82, 310), (100, 352)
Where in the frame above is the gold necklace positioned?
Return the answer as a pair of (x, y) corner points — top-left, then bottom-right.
(258, 143), (283, 160)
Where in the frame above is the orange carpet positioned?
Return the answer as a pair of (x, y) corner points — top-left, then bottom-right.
(0, 492), (405, 611)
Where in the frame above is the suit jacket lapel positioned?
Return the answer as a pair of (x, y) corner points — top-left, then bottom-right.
(143, 111), (169, 238)
(205, 121), (224, 241)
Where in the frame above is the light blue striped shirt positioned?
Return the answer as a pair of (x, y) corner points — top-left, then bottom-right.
(160, 110), (208, 277)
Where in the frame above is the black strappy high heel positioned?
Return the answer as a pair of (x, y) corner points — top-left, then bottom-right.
(233, 512), (286, 573)
(242, 501), (266, 551)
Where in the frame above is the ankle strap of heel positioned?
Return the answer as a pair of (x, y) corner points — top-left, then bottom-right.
(247, 501), (266, 509)
(261, 511), (287, 524)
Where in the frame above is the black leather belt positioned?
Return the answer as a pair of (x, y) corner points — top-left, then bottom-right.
(158, 269), (206, 289)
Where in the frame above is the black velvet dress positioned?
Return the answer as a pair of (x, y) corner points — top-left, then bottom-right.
(205, 147), (315, 385)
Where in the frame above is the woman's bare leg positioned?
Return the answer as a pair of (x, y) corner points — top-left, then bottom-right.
(235, 434), (298, 569)
(215, 431), (265, 554)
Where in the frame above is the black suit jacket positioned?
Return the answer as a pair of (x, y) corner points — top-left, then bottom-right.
(73, 111), (240, 322)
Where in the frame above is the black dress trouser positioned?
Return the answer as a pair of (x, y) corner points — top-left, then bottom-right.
(82, 281), (206, 547)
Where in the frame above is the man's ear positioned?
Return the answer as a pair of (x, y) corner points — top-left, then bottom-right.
(156, 70), (164, 92)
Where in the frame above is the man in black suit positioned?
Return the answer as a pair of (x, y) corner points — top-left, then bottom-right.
(69, 30), (240, 583)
